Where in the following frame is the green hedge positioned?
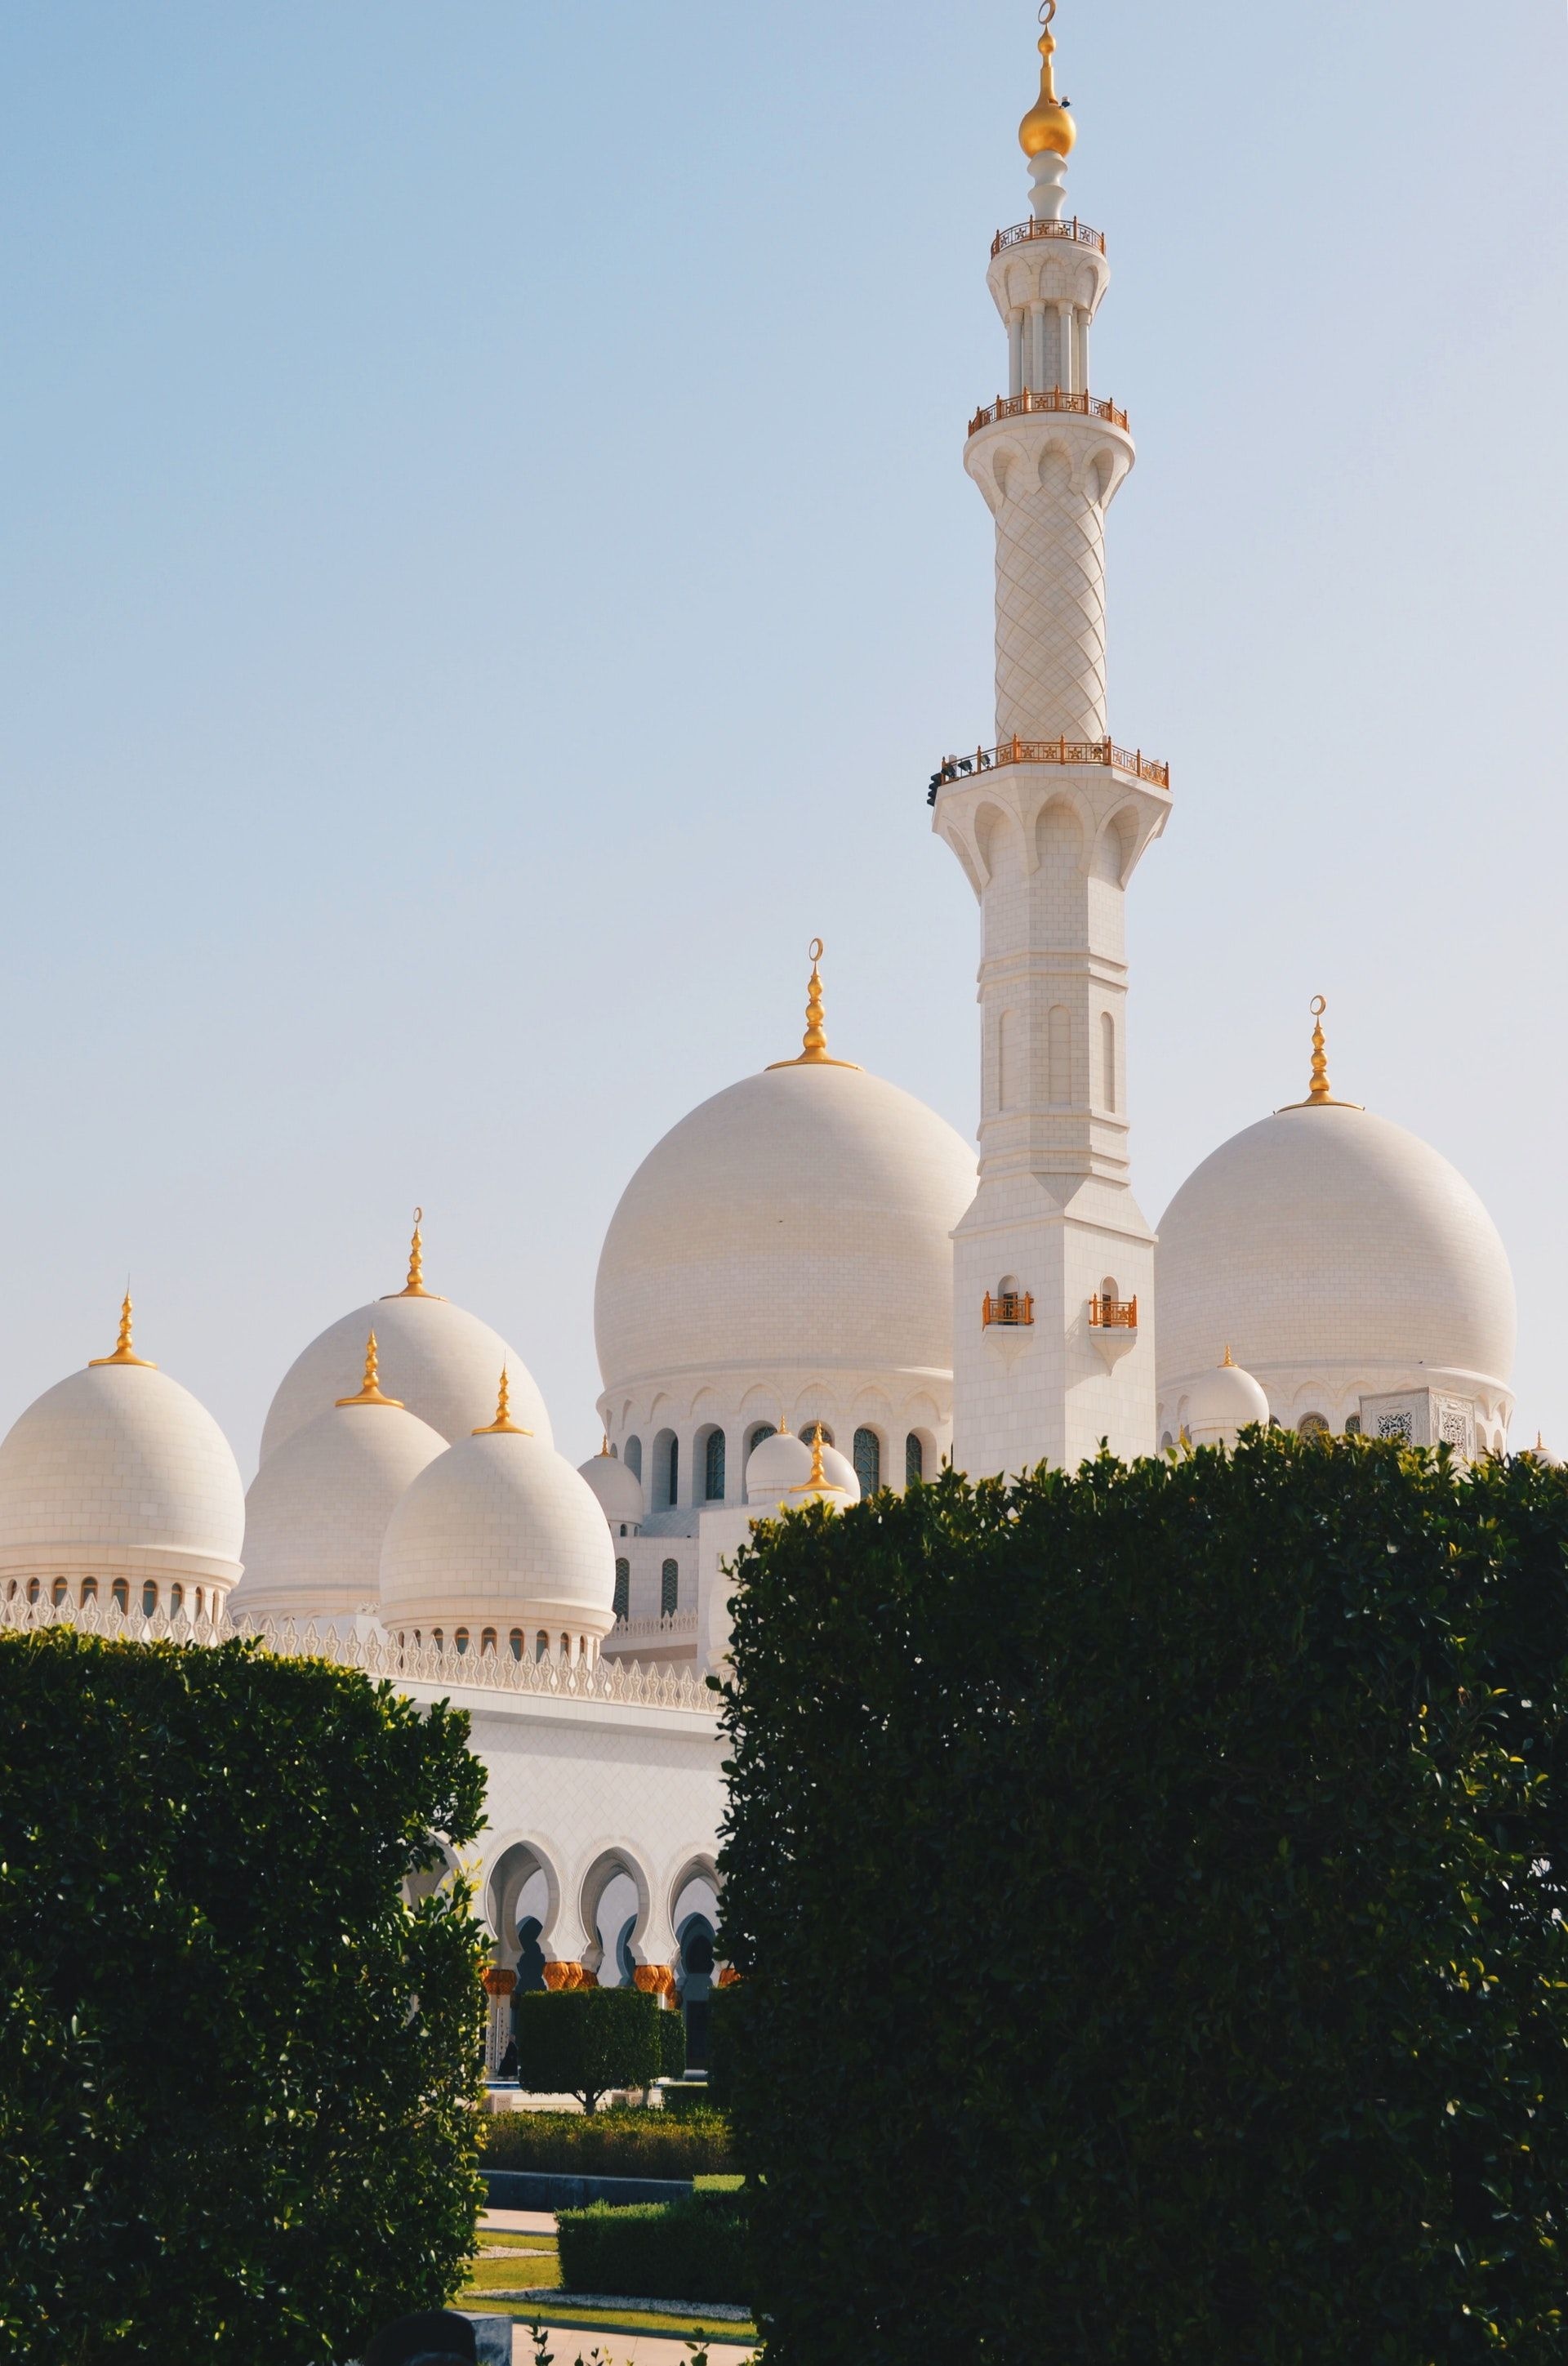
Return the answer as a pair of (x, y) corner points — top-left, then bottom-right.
(0, 1628), (488, 2365)
(718, 1432), (1568, 2363)
(657, 2003), (687, 2082)
(480, 2104), (734, 2177)
(556, 2192), (750, 2305)
(511, 1988), (666, 2112)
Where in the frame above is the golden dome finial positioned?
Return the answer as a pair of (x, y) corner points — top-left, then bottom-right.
(474, 1366), (532, 1437)
(1223, 1344), (1235, 1367)
(385, 1207), (448, 1302)
(766, 938), (862, 1072)
(790, 1424), (835, 1501)
(1279, 994), (1363, 1113)
(90, 1288), (157, 1370)
(336, 1328), (405, 1409)
(1019, 0), (1076, 160)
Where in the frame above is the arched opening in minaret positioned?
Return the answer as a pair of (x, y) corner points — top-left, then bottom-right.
(1101, 1012), (1117, 1112)
(652, 1428), (679, 1509)
(853, 1427), (882, 1495)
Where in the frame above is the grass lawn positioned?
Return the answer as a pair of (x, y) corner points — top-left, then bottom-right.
(460, 2227), (759, 2341)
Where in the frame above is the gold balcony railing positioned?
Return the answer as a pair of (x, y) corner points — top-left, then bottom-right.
(1089, 1294), (1138, 1330)
(969, 388), (1129, 436)
(982, 1290), (1035, 1329)
(992, 216), (1107, 259)
(929, 737), (1170, 795)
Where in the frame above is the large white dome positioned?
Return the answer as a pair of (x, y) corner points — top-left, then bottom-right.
(380, 1422), (616, 1642)
(0, 1344), (244, 1600)
(234, 1395), (447, 1622)
(261, 1291), (550, 1464)
(595, 1061), (976, 1394)
(1157, 1101), (1516, 1432)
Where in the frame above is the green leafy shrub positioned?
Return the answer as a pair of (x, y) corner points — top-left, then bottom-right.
(719, 1433), (1568, 2363)
(657, 2004), (687, 2081)
(555, 2191), (749, 2304)
(657, 2078), (717, 2119)
(510, 1989), (670, 2111)
(0, 1627), (488, 2365)
(480, 2104), (734, 2176)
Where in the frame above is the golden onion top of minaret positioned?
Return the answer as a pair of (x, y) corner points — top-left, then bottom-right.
(1019, 1), (1076, 159)
(766, 939), (862, 1072)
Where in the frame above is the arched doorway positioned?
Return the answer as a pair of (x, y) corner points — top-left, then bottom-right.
(677, 1912), (716, 2070)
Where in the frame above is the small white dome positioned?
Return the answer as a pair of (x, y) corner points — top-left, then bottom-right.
(746, 1428), (862, 1512)
(380, 1420), (615, 1638)
(1521, 1435), (1561, 1469)
(1159, 1101), (1516, 1419)
(1183, 1354), (1271, 1449)
(745, 1428), (813, 1503)
(0, 1342), (244, 1597)
(261, 1291), (550, 1463)
(576, 1447), (645, 1530)
(234, 1396), (447, 1622)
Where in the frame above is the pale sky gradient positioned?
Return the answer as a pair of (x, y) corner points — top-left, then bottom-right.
(2, 1), (1565, 1473)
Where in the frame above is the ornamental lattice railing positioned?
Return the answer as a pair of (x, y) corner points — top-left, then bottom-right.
(0, 1593), (715, 1715)
(1089, 1294), (1139, 1330)
(932, 737), (1170, 793)
(969, 387), (1129, 436)
(991, 216), (1106, 258)
(604, 1609), (699, 1646)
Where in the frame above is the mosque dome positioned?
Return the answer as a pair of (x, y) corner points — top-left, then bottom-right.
(1157, 1024), (1516, 1433)
(234, 1333), (446, 1623)
(595, 955), (975, 1403)
(260, 1217), (550, 1462)
(0, 1298), (244, 1605)
(1183, 1352), (1270, 1450)
(577, 1443), (645, 1531)
(743, 1425), (862, 1508)
(380, 1377), (615, 1646)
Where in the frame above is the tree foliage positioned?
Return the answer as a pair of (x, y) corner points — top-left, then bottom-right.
(717, 1432), (1568, 2364)
(0, 1628), (488, 2364)
(512, 1989), (666, 2111)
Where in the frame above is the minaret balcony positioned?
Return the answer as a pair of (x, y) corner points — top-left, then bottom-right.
(991, 216), (1106, 259)
(969, 388), (1128, 437)
(1089, 1294), (1138, 1330)
(982, 1290), (1035, 1329)
(928, 734), (1169, 802)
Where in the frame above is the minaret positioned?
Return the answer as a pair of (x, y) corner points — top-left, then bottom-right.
(933, 4), (1170, 1478)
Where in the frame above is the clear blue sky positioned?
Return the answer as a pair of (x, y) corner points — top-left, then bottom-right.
(2, 0), (1565, 1472)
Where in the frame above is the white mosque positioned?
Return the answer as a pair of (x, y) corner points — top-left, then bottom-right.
(0, 11), (1525, 2062)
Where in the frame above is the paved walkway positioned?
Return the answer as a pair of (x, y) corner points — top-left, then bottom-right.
(509, 2328), (755, 2363)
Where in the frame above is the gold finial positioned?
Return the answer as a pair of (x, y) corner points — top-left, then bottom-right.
(384, 1207), (448, 1302)
(1223, 1345), (1235, 1367)
(599, 1434), (612, 1457)
(89, 1289), (156, 1369)
(1279, 995), (1363, 1112)
(789, 1424), (837, 1502)
(1019, 0), (1076, 160)
(766, 938), (862, 1072)
(336, 1328), (405, 1409)
(474, 1366), (532, 1437)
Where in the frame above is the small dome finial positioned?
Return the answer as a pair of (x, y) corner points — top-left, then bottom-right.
(336, 1327), (406, 1409)
(1223, 1344), (1236, 1366)
(766, 939), (862, 1072)
(474, 1366), (532, 1437)
(789, 1423), (838, 1504)
(385, 1207), (448, 1302)
(1019, 1), (1076, 160)
(1307, 996), (1333, 1104)
(90, 1287), (157, 1370)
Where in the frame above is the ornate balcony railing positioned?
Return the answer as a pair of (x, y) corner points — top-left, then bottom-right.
(604, 1610), (699, 1646)
(992, 216), (1106, 259)
(982, 1290), (1035, 1329)
(969, 388), (1129, 436)
(929, 736), (1170, 798)
(1089, 1294), (1138, 1330)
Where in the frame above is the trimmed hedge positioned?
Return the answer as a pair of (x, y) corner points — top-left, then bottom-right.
(719, 1432), (1568, 2363)
(512, 1988), (664, 2112)
(556, 2191), (750, 2305)
(657, 2003), (687, 2081)
(480, 2105), (734, 2177)
(0, 1628), (488, 2365)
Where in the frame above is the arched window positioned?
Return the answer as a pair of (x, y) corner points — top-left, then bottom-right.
(26, 1579), (39, 1605)
(432, 1629), (444, 1652)
(853, 1428), (881, 1495)
(81, 1579), (97, 1606)
(1101, 1010), (1116, 1112)
(613, 1559), (630, 1621)
(624, 1435), (643, 1482)
(509, 1628), (523, 1660)
(141, 1581), (158, 1616)
(559, 1633), (569, 1661)
(906, 1433), (924, 1486)
(170, 1584), (184, 1616)
(1345, 1413), (1363, 1437)
(1298, 1412), (1330, 1442)
(52, 1578), (68, 1607)
(747, 1423), (775, 1453)
(1160, 1431), (1174, 1451)
(535, 1631), (549, 1661)
(480, 1629), (497, 1655)
(666, 1435), (679, 1504)
(454, 1629), (470, 1655)
(705, 1429), (726, 1501)
(193, 1587), (203, 1617)
(661, 1559), (679, 1617)
(111, 1580), (128, 1613)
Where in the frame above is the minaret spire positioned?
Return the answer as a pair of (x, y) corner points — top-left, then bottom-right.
(929, 12), (1169, 1479)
